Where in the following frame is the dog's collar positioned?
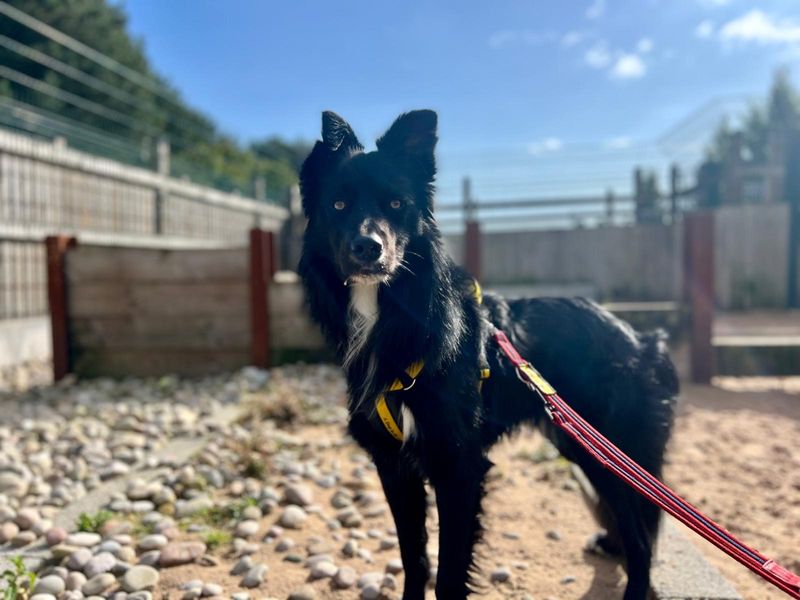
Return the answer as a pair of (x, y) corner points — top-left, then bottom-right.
(371, 279), (488, 442)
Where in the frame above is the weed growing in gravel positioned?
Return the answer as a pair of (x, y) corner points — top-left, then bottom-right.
(76, 510), (114, 533)
(195, 497), (258, 528)
(2, 556), (36, 600)
(202, 529), (232, 551)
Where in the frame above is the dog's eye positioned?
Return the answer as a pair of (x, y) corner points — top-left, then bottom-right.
(333, 200), (346, 210)
(390, 199), (402, 209)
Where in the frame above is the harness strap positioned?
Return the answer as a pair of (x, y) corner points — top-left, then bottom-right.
(372, 279), (488, 443)
(492, 328), (800, 599)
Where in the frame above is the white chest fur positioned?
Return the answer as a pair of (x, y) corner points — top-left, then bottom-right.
(344, 282), (379, 369)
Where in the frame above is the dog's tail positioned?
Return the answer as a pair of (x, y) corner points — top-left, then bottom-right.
(639, 328), (680, 402)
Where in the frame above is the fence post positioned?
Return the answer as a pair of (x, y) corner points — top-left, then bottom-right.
(605, 189), (615, 225)
(683, 212), (715, 384)
(154, 138), (170, 235)
(249, 229), (275, 368)
(670, 164), (680, 224)
(46, 235), (76, 381)
(788, 198), (799, 308)
(462, 177), (482, 280)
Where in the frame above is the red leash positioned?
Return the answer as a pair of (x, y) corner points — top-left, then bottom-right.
(492, 329), (800, 599)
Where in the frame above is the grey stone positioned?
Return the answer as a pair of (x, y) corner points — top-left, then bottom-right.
(287, 585), (317, 600)
(66, 548), (93, 570)
(309, 560), (337, 579)
(84, 552), (117, 578)
(333, 566), (357, 589)
(490, 567), (512, 584)
(121, 566), (160, 592)
(65, 571), (87, 591)
(33, 575), (66, 596)
(137, 534), (168, 551)
(278, 505), (307, 529)
(67, 532), (102, 547)
(283, 483), (313, 507)
(234, 519), (259, 539)
(240, 563), (267, 588)
(81, 573), (116, 596)
(158, 541), (206, 567)
(201, 583), (222, 596)
(385, 559), (403, 574)
(229, 555), (253, 575)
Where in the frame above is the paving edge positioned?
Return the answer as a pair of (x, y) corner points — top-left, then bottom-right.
(570, 465), (742, 600)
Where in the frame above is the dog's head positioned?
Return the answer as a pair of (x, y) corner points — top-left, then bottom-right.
(299, 110), (438, 285)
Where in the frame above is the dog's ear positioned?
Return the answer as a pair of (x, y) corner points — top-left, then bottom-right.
(376, 110), (438, 181)
(321, 111), (361, 152)
(299, 112), (363, 218)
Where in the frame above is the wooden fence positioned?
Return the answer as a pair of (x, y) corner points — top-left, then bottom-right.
(47, 230), (324, 379)
(0, 128), (287, 320)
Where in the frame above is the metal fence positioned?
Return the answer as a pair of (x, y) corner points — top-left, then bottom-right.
(0, 128), (287, 320)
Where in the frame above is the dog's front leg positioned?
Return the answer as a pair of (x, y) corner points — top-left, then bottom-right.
(373, 451), (430, 600)
(428, 447), (491, 599)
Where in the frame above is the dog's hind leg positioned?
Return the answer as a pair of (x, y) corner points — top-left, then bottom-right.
(373, 452), (430, 600)
(574, 453), (660, 600)
(427, 448), (492, 599)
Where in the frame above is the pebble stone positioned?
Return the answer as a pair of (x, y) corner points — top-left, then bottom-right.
(240, 564), (268, 588)
(333, 566), (357, 589)
(32, 575), (66, 596)
(278, 505), (308, 529)
(490, 567), (513, 584)
(288, 585), (317, 600)
(121, 566), (160, 592)
(82, 573), (117, 596)
(309, 560), (338, 579)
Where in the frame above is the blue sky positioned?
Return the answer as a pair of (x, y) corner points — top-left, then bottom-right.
(124, 0), (800, 206)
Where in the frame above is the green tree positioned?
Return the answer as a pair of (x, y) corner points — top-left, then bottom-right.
(0, 0), (306, 201)
(698, 69), (800, 207)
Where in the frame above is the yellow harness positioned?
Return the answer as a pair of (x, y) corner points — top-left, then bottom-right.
(373, 280), (490, 442)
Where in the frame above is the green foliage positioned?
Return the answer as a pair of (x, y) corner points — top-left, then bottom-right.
(2, 556), (36, 600)
(194, 497), (258, 528)
(76, 509), (114, 533)
(699, 69), (800, 207)
(0, 0), (307, 199)
(202, 529), (232, 552)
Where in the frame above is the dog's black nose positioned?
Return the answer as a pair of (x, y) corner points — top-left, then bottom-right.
(350, 235), (383, 263)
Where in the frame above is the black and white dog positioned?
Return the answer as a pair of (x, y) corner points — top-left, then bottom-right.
(298, 110), (678, 600)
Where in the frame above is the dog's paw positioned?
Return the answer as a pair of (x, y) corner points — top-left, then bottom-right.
(584, 531), (623, 558)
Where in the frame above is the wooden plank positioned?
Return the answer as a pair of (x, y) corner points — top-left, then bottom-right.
(268, 279), (325, 350)
(72, 348), (250, 378)
(70, 315), (250, 350)
(46, 235), (76, 380)
(68, 281), (249, 317)
(66, 246), (247, 283)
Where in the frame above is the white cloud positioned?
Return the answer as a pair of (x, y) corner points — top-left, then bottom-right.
(610, 54), (647, 79)
(605, 136), (632, 149)
(527, 137), (563, 156)
(695, 20), (715, 39)
(586, 0), (606, 20)
(718, 9), (800, 45)
(585, 42), (612, 69)
(636, 37), (654, 53)
(562, 30), (588, 48)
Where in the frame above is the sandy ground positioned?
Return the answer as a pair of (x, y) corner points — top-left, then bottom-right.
(156, 424), (627, 600)
(157, 375), (800, 600)
(664, 377), (800, 600)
